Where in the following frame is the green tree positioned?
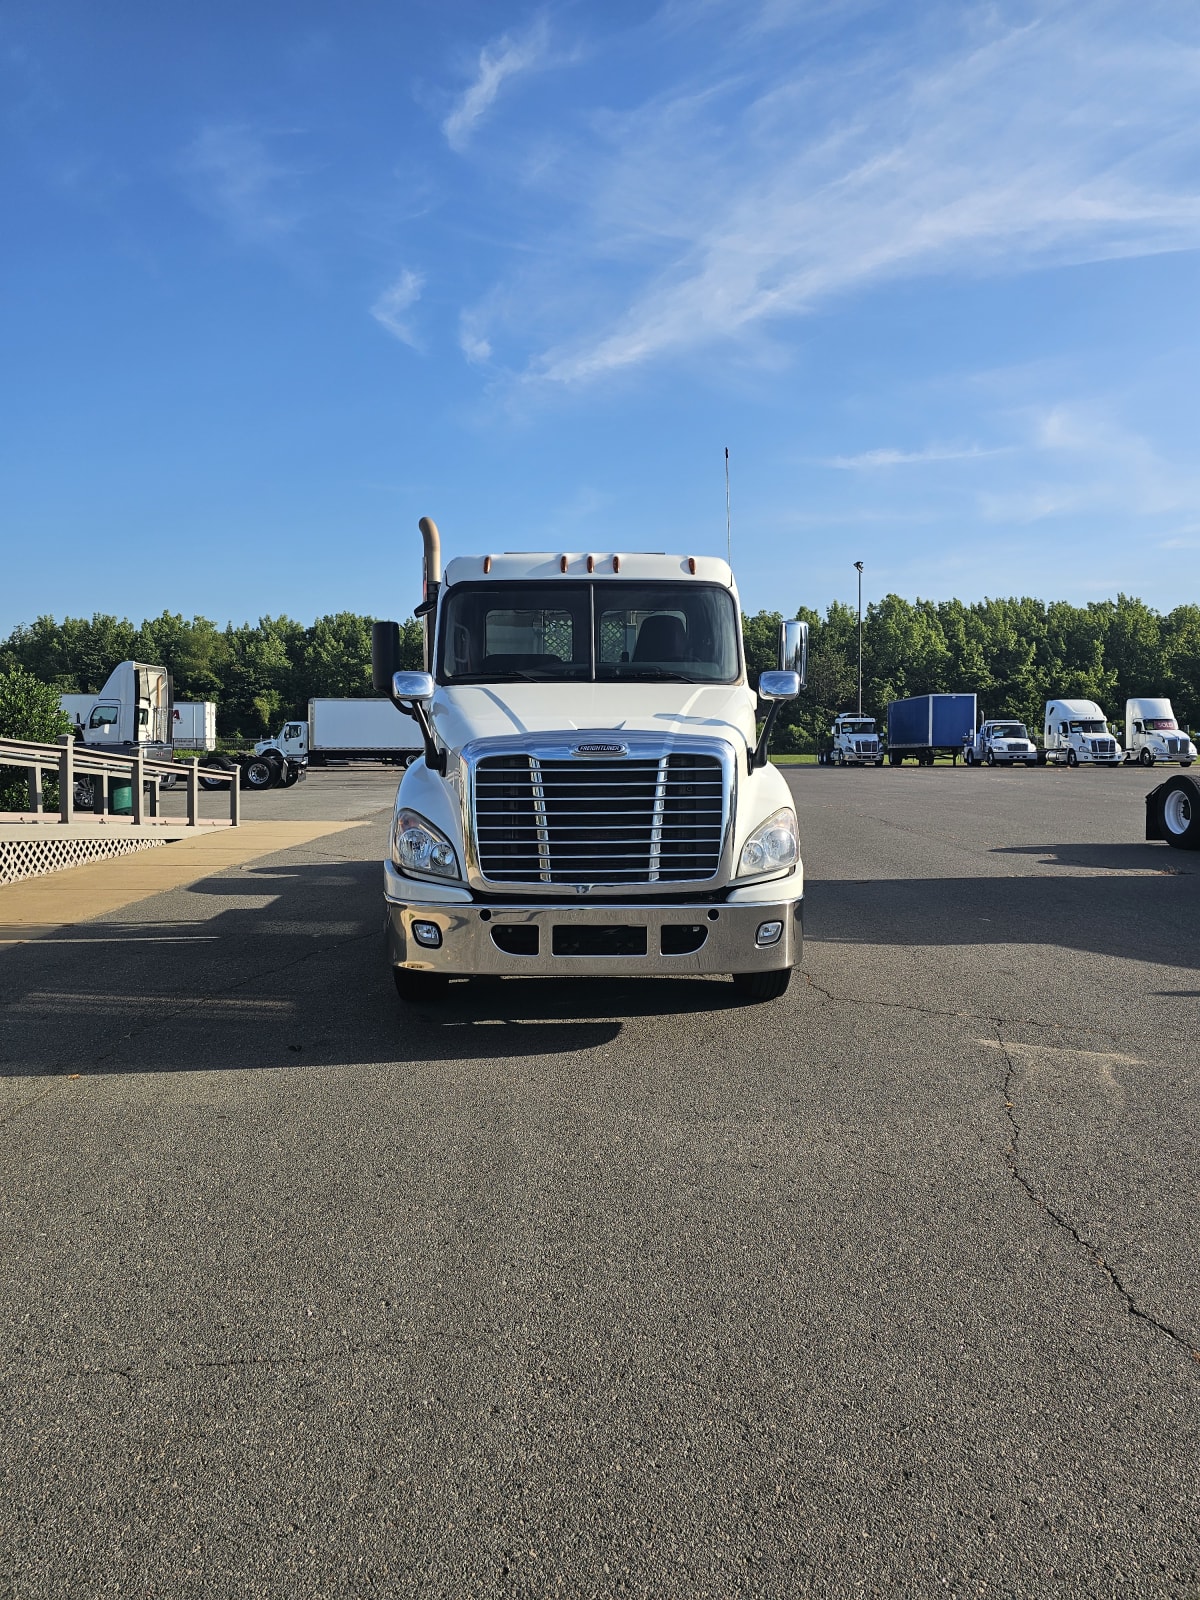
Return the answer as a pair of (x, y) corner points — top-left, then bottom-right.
(0, 665), (71, 812)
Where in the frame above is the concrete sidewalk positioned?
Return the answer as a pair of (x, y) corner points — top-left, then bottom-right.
(0, 820), (361, 939)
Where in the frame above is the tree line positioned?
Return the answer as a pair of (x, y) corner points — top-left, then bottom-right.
(2, 594), (1197, 747)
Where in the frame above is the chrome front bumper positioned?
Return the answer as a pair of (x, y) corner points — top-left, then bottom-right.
(384, 863), (802, 978)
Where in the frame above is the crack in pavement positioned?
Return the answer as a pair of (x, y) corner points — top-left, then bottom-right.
(802, 971), (1105, 1041)
(992, 1020), (1199, 1367)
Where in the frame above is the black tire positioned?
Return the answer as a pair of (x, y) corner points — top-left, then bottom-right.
(985, 751), (995, 767)
(393, 968), (451, 1002)
(1066, 749), (1078, 768)
(731, 968), (792, 1002)
(1139, 748), (1154, 767)
(280, 763), (300, 788)
(964, 749), (974, 766)
(890, 752), (903, 766)
(1158, 776), (1200, 849)
(243, 757), (275, 790)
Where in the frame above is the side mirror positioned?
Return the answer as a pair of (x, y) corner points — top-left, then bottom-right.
(779, 620), (808, 685)
(371, 622), (402, 692)
(758, 670), (801, 701)
(393, 671), (435, 703)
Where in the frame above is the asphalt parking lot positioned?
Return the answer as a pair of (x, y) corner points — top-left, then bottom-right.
(1, 763), (1196, 1597)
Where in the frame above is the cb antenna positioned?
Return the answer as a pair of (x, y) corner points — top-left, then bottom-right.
(725, 446), (731, 566)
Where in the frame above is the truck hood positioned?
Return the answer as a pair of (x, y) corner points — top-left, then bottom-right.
(431, 681), (758, 753)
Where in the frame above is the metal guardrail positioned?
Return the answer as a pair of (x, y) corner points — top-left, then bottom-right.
(0, 735), (240, 827)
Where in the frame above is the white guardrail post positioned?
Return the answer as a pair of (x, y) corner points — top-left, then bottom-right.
(58, 735), (74, 824)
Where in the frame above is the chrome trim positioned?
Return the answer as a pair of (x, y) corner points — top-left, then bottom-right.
(460, 731), (738, 897)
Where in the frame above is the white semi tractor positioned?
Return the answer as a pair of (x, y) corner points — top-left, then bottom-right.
(1042, 699), (1122, 766)
(61, 663), (173, 760)
(1124, 698), (1195, 767)
(370, 518), (808, 1004)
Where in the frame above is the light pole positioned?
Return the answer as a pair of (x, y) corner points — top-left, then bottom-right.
(854, 561), (864, 715)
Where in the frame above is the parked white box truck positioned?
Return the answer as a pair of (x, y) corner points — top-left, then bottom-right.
(1124, 698), (1195, 767)
(1042, 699), (1122, 766)
(819, 713), (883, 766)
(370, 519), (808, 1004)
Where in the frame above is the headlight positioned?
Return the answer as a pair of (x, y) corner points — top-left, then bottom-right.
(738, 807), (799, 877)
(391, 808), (461, 880)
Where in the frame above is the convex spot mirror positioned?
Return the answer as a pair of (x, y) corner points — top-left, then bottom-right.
(779, 620), (808, 685)
(758, 670), (801, 701)
(393, 671), (435, 703)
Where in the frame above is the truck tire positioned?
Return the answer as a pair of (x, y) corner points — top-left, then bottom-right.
(1158, 776), (1200, 849)
(243, 756), (275, 790)
(393, 968), (451, 1002)
(280, 763), (300, 788)
(1139, 748), (1154, 767)
(985, 751), (995, 767)
(1066, 749), (1078, 767)
(964, 748), (974, 766)
(890, 752), (903, 766)
(731, 968), (792, 1002)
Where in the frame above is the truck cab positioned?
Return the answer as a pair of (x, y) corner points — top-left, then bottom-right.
(822, 713), (883, 766)
(1042, 699), (1122, 766)
(254, 722), (308, 763)
(371, 521), (807, 1004)
(1124, 698), (1196, 768)
(62, 662), (173, 761)
(964, 720), (1038, 767)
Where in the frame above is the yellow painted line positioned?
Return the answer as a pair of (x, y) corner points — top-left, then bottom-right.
(0, 821), (362, 931)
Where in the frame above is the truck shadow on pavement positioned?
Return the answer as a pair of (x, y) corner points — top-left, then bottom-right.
(0, 860), (754, 1080)
(993, 841), (1200, 873)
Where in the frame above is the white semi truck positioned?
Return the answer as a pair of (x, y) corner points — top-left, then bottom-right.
(963, 719), (1038, 766)
(1042, 699), (1122, 766)
(370, 519), (807, 1004)
(61, 663), (173, 759)
(819, 713), (884, 766)
(1124, 698), (1195, 767)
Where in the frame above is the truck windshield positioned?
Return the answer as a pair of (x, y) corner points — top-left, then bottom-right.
(1068, 720), (1106, 733)
(1144, 718), (1177, 730)
(437, 581), (741, 684)
(843, 720), (874, 731)
(992, 724), (1027, 739)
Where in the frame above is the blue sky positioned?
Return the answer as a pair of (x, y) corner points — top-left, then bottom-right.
(3, 0), (1199, 634)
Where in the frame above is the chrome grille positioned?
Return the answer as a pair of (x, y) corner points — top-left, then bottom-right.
(1167, 737), (1186, 755)
(473, 753), (726, 884)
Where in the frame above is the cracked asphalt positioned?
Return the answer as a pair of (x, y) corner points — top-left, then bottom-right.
(1, 764), (1197, 1597)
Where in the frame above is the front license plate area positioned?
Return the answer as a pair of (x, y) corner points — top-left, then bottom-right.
(552, 925), (647, 957)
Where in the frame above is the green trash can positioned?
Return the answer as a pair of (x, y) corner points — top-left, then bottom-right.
(110, 782), (133, 816)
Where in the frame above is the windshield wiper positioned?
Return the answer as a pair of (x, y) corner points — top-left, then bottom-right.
(597, 667), (706, 682)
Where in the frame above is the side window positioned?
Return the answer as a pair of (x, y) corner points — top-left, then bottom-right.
(89, 704), (119, 729)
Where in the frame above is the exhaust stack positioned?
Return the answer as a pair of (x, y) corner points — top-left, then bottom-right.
(418, 516), (442, 672)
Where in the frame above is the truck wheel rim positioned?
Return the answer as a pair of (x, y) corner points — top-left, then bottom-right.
(1164, 790), (1192, 835)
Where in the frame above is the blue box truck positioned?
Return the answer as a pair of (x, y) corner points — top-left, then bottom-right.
(887, 693), (977, 766)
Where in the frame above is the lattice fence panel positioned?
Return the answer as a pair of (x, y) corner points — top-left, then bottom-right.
(0, 834), (167, 886)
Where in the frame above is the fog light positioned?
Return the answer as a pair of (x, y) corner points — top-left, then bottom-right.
(412, 920), (442, 948)
(756, 920), (783, 947)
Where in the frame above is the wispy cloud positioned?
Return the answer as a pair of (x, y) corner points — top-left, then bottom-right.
(443, 19), (551, 154)
(371, 270), (424, 346)
(181, 123), (304, 241)
(827, 444), (1006, 469)
(468, 4), (1200, 384)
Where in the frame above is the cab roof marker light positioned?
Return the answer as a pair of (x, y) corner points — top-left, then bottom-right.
(613, 555), (621, 572)
(688, 557), (696, 574)
(586, 554), (595, 573)
(483, 555), (492, 574)
(560, 555), (568, 573)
